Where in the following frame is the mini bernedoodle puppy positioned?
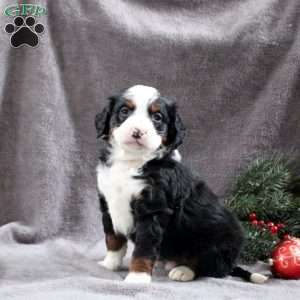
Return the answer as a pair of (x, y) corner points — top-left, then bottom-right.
(95, 85), (268, 284)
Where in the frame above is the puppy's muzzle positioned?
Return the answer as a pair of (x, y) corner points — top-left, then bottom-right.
(131, 128), (147, 140)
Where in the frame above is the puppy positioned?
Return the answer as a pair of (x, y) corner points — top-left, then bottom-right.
(95, 85), (267, 284)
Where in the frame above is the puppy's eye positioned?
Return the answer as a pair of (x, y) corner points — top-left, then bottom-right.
(119, 106), (130, 117)
(152, 112), (163, 123)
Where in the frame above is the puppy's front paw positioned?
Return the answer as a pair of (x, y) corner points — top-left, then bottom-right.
(98, 252), (122, 271)
(124, 272), (152, 284)
(168, 266), (195, 282)
(98, 259), (119, 271)
(98, 258), (120, 271)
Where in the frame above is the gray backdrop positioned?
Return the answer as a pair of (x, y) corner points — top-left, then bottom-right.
(0, 0), (299, 299)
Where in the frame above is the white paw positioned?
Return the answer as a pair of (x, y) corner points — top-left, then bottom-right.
(250, 273), (269, 284)
(168, 266), (195, 282)
(124, 272), (152, 284)
(98, 250), (124, 271)
(98, 257), (121, 271)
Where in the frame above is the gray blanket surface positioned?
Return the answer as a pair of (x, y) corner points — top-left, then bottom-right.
(0, 0), (300, 299)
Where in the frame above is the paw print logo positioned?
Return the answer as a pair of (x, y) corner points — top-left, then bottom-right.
(4, 16), (44, 48)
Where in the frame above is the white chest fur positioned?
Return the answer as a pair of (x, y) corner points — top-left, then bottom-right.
(96, 159), (146, 236)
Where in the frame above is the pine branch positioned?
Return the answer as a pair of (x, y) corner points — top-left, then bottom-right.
(226, 156), (295, 221)
(239, 222), (279, 264)
(226, 154), (300, 264)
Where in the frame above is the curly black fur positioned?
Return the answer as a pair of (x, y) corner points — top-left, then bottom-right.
(129, 156), (244, 278)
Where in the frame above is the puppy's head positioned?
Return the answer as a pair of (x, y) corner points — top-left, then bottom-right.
(95, 85), (185, 157)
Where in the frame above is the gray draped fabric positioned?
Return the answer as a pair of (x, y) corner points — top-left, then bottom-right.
(0, 0), (299, 299)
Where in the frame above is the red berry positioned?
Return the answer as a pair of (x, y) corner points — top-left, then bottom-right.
(249, 213), (257, 221)
(267, 222), (274, 228)
(258, 220), (265, 227)
(277, 223), (285, 229)
(251, 220), (258, 226)
(271, 226), (278, 234)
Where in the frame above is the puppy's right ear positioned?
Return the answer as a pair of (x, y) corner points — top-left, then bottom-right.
(95, 97), (116, 140)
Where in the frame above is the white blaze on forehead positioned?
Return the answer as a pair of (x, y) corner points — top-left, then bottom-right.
(115, 84), (162, 154)
(123, 85), (160, 104)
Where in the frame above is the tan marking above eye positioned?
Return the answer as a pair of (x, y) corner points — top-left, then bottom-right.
(149, 102), (161, 113)
(124, 99), (136, 110)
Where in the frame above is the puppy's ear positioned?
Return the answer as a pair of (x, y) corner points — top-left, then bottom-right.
(166, 107), (186, 150)
(95, 97), (116, 140)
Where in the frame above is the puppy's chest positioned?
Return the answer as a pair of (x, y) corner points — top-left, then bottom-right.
(96, 161), (146, 236)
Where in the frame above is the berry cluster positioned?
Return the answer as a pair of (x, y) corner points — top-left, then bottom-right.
(248, 212), (285, 235)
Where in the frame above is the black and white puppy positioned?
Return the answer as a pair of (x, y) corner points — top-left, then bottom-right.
(95, 85), (267, 284)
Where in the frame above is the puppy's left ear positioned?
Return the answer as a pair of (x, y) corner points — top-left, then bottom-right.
(95, 97), (115, 140)
(166, 107), (186, 150)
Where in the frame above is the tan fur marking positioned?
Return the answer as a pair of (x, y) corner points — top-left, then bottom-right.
(130, 257), (154, 274)
(149, 102), (161, 113)
(105, 234), (127, 251)
(125, 99), (136, 110)
(162, 136), (168, 145)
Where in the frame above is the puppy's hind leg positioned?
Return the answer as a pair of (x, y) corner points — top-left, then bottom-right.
(168, 265), (196, 282)
(167, 257), (198, 282)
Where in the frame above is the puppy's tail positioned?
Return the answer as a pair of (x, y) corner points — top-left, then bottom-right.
(230, 266), (268, 284)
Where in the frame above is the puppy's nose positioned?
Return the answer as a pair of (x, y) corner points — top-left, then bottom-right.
(132, 128), (144, 139)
